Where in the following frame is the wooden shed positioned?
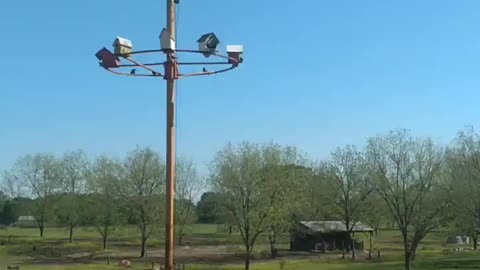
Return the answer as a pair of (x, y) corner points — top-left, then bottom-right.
(290, 221), (373, 252)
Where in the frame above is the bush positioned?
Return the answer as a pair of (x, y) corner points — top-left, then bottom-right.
(257, 249), (270, 259)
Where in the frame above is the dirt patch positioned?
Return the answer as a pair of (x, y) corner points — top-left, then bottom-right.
(26, 245), (372, 266)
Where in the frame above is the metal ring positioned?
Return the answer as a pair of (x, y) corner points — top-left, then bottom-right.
(104, 49), (240, 79)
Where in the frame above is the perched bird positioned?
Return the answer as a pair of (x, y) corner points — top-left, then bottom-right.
(202, 67), (208, 73)
(130, 69), (136, 75)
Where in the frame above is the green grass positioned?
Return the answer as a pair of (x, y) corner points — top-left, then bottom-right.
(1, 225), (478, 270)
(6, 254), (480, 270)
(17, 253), (480, 270)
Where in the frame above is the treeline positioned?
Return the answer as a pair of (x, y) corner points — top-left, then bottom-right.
(0, 147), (203, 257)
(2, 127), (480, 270)
(201, 127), (480, 270)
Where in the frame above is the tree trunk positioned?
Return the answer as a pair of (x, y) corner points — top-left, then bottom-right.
(411, 250), (416, 262)
(103, 234), (108, 250)
(69, 224), (74, 244)
(244, 247), (251, 270)
(410, 242), (419, 262)
(177, 229), (183, 247)
(268, 231), (278, 258)
(368, 232), (373, 260)
(140, 229), (147, 258)
(245, 255), (251, 270)
(404, 250), (412, 270)
(351, 238), (356, 260)
(140, 238), (147, 258)
(402, 232), (411, 270)
(39, 225), (44, 238)
(473, 232), (478, 250)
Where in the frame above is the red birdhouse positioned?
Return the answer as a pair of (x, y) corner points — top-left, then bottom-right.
(227, 45), (244, 66)
(95, 47), (120, 68)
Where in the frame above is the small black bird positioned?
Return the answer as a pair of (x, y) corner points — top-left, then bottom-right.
(202, 67), (208, 73)
(130, 69), (136, 75)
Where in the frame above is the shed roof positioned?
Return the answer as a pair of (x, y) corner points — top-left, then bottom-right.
(299, 221), (373, 233)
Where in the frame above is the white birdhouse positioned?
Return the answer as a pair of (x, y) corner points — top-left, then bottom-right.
(160, 28), (176, 51)
(113, 37), (133, 56)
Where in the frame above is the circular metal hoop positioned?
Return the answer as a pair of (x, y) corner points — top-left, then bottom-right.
(103, 49), (240, 79)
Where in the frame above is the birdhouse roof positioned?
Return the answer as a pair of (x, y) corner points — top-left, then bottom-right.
(113, 37), (133, 48)
(95, 47), (109, 60)
(160, 28), (173, 39)
(227, 45), (244, 53)
(197, 32), (219, 43)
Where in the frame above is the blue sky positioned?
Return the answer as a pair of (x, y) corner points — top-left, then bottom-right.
(1, 0), (480, 174)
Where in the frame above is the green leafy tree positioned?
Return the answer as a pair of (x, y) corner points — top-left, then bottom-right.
(87, 155), (124, 250)
(196, 192), (222, 223)
(211, 142), (269, 270)
(0, 201), (17, 225)
(119, 147), (165, 257)
(262, 146), (305, 259)
(298, 163), (332, 221)
(211, 142), (304, 270)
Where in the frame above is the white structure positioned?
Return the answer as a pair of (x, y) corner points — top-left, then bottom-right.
(16, 216), (36, 228)
(160, 28), (176, 51)
(113, 37), (133, 56)
(446, 235), (470, 245)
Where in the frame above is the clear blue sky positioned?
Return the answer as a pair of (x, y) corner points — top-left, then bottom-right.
(1, 0), (480, 174)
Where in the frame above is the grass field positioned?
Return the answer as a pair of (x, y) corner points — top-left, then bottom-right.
(0, 225), (478, 269)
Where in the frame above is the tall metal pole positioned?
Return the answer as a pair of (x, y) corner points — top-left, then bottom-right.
(165, 0), (176, 269)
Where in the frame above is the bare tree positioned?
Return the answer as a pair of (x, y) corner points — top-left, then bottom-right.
(327, 145), (372, 260)
(175, 157), (204, 246)
(120, 147), (165, 257)
(366, 130), (448, 270)
(3, 170), (26, 199)
(5, 154), (60, 237)
(445, 127), (480, 250)
(88, 155), (124, 250)
(57, 150), (89, 243)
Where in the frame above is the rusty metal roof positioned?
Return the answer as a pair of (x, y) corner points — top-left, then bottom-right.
(299, 221), (374, 233)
